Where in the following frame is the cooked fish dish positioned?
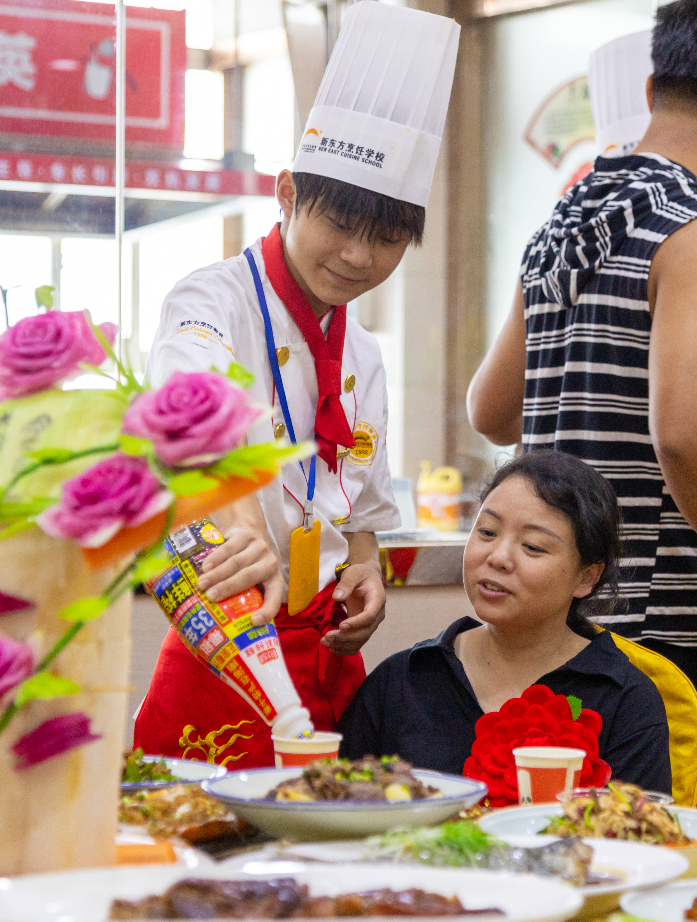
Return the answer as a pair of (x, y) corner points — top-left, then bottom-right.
(368, 819), (600, 886)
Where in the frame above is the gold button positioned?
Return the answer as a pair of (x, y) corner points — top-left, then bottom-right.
(344, 374), (355, 393)
(276, 346), (289, 366)
(337, 447), (350, 459)
(274, 422), (286, 440)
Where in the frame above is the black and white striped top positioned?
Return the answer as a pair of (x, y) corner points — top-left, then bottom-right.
(521, 153), (697, 644)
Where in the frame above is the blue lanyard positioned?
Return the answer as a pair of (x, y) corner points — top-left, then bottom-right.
(244, 248), (316, 527)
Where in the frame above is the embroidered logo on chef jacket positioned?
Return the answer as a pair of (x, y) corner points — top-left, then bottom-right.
(347, 421), (378, 466)
(170, 319), (233, 355)
(179, 720), (255, 765)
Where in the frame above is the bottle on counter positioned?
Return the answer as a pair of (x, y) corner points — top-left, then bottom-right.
(147, 518), (313, 740)
(416, 462), (463, 533)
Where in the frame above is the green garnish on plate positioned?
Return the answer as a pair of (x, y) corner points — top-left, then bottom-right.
(122, 747), (183, 784)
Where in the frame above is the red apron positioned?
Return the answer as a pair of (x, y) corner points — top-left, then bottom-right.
(134, 581), (365, 767)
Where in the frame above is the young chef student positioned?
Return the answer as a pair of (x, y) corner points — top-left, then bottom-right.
(134, 1), (460, 768)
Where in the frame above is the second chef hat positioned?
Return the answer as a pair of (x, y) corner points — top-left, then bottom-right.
(589, 31), (652, 157)
(292, 1), (460, 208)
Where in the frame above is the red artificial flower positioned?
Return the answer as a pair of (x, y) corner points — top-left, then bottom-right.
(12, 712), (101, 770)
(463, 684), (611, 807)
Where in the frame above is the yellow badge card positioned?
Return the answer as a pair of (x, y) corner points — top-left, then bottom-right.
(288, 519), (321, 615)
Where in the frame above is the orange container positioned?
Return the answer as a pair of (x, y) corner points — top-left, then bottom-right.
(416, 462), (463, 532)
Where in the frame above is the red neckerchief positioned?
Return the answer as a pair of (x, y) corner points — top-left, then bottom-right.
(261, 224), (355, 473)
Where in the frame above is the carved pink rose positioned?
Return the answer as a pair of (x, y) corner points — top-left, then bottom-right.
(122, 371), (263, 467)
(12, 712), (101, 770)
(0, 635), (34, 700)
(37, 454), (173, 547)
(0, 311), (117, 400)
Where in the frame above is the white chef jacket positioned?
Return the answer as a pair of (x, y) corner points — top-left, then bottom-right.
(147, 235), (401, 599)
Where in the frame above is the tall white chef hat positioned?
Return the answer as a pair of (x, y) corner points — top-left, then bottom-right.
(588, 31), (652, 158)
(292, 1), (460, 208)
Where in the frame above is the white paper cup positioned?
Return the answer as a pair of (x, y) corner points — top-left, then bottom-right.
(512, 746), (585, 804)
(271, 732), (342, 768)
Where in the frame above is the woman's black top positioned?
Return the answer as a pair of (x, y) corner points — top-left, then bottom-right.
(338, 617), (672, 794)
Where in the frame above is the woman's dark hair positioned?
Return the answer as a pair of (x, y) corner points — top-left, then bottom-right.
(652, 0), (697, 107)
(292, 171), (425, 245)
(480, 450), (625, 639)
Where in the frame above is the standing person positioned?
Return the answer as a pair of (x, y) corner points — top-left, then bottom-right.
(467, 0), (697, 683)
(134, 1), (460, 767)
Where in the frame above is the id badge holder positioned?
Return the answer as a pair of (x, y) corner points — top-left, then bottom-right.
(288, 516), (321, 616)
(244, 248), (322, 617)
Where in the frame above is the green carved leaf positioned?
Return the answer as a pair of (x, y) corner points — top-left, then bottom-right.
(0, 520), (37, 542)
(167, 470), (219, 497)
(225, 361), (255, 389)
(119, 434), (154, 457)
(27, 449), (76, 464)
(567, 695), (583, 720)
(34, 285), (56, 310)
(0, 498), (54, 520)
(133, 550), (170, 585)
(15, 673), (80, 706)
(210, 442), (314, 480)
(59, 596), (110, 622)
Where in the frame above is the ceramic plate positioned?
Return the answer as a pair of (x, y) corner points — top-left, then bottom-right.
(202, 768), (487, 840)
(120, 756), (227, 791)
(266, 835), (688, 900)
(0, 859), (583, 922)
(621, 879), (697, 921)
(478, 834), (688, 898)
(478, 803), (697, 840)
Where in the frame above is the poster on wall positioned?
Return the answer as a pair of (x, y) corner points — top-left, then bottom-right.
(0, 0), (186, 149)
(524, 76), (595, 169)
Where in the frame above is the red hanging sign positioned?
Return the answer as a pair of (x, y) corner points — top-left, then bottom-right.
(0, 0), (186, 149)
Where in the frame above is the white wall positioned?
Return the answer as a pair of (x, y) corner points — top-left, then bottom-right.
(483, 0), (655, 346)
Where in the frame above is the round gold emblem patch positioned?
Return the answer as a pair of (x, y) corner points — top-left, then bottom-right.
(348, 421), (378, 466)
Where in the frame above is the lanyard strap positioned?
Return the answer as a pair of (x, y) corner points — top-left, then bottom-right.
(244, 247), (316, 524)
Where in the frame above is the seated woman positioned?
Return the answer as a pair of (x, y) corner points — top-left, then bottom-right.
(338, 450), (671, 794)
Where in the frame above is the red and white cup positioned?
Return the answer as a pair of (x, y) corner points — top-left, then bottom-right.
(271, 732), (342, 768)
(512, 746), (585, 804)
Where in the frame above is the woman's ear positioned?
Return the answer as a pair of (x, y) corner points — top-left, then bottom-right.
(573, 562), (605, 599)
(276, 169), (296, 221)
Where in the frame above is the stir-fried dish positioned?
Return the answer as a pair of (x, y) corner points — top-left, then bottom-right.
(109, 877), (504, 920)
(266, 756), (442, 802)
(122, 748), (183, 785)
(368, 820), (599, 886)
(685, 896), (697, 919)
(541, 783), (693, 845)
(119, 784), (248, 843)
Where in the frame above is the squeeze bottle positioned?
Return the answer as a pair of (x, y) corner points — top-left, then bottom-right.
(146, 518), (313, 739)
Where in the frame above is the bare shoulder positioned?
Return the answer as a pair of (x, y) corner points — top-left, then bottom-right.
(648, 217), (697, 312)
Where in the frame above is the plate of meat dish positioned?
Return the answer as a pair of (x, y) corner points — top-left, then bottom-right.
(621, 880), (697, 922)
(0, 860), (583, 922)
(120, 749), (228, 791)
(201, 756), (488, 840)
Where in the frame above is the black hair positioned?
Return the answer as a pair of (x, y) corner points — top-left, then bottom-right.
(292, 171), (425, 246)
(479, 450), (625, 639)
(652, 0), (697, 107)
